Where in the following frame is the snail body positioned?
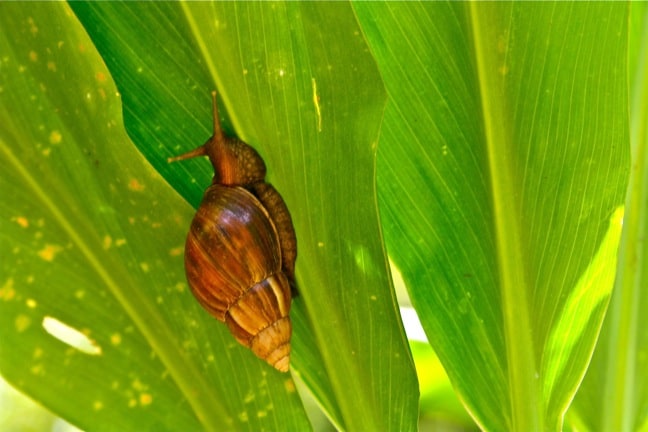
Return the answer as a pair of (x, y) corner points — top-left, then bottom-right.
(169, 92), (296, 372)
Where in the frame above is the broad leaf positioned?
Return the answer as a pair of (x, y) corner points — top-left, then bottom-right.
(0, 2), (419, 431)
(1, 3), (304, 430)
(568, 3), (648, 431)
(355, 3), (629, 430)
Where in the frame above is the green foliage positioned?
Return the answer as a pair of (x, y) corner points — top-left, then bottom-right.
(355, 3), (631, 430)
(1, 2), (644, 431)
(568, 3), (648, 431)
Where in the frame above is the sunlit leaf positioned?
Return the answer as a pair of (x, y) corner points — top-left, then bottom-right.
(1, 2), (419, 431)
(0, 3), (309, 430)
(568, 3), (648, 431)
(355, 3), (629, 430)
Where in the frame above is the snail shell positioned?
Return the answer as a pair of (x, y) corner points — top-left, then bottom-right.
(169, 92), (297, 372)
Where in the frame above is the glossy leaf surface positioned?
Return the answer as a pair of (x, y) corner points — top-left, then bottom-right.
(1, 2), (418, 431)
(355, 3), (629, 430)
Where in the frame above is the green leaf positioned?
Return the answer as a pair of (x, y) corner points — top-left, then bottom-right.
(355, 3), (629, 430)
(1, 1), (418, 431)
(0, 3), (307, 430)
(568, 3), (648, 431)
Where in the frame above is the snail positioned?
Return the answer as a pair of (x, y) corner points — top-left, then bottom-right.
(169, 91), (297, 372)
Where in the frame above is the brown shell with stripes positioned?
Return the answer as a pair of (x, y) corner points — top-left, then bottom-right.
(169, 92), (297, 372)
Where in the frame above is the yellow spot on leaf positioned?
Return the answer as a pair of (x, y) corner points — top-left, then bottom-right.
(47, 61), (56, 72)
(0, 278), (16, 301)
(110, 333), (122, 346)
(13, 216), (29, 228)
(128, 178), (145, 192)
(26, 298), (37, 308)
(15, 314), (31, 332)
(139, 393), (152, 406)
(28, 17), (38, 34)
(169, 246), (183, 257)
(29, 50), (38, 62)
(49, 130), (62, 145)
(38, 244), (63, 261)
(283, 379), (296, 393)
(312, 77), (322, 132)
(93, 401), (103, 411)
(102, 235), (112, 250)
(132, 378), (146, 391)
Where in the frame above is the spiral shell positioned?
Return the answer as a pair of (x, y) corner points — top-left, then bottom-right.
(169, 91), (296, 372)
